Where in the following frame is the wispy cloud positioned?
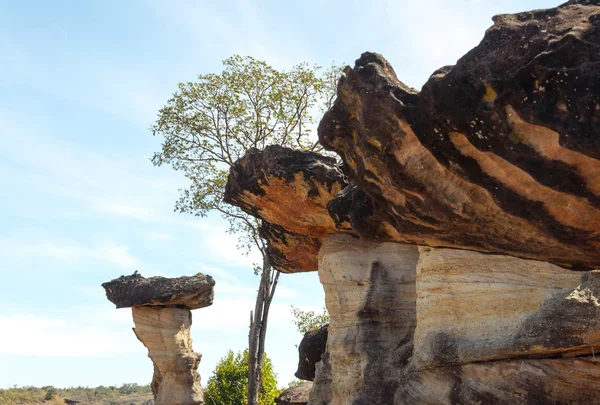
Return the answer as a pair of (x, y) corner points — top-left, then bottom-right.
(194, 263), (240, 283)
(145, 231), (173, 241)
(0, 315), (144, 357)
(0, 237), (142, 270)
(95, 202), (156, 221)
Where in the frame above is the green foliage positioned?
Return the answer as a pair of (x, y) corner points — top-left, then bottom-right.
(286, 379), (303, 388)
(0, 383), (152, 405)
(290, 306), (329, 334)
(151, 55), (341, 254)
(44, 386), (57, 400)
(205, 349), (280, 405)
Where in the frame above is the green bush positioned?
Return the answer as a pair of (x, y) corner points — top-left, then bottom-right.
(205, 349), (280, 405)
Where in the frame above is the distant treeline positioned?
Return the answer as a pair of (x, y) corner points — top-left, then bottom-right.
(0, 383), (153, 405)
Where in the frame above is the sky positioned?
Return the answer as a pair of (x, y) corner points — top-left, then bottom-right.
(0, 0), (562, 390)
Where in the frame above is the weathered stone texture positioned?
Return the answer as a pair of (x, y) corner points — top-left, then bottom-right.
(223, 1), (600, 404)
(133, 307), (203, 405)
(224, 145), (346, 272)
(102, 273), (213, 405)
(317, 2), (600, 270)
(295, 324), (328, 381)
(318, 234), (419, 405)
(314, 235), (600, 405)
(275, 382), (312, 405)
(102, 272), (214, 310)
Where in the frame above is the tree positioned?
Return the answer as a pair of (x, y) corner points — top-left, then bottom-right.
(291, 306), (329, 334)
(151, 55), (340, 405)
(204, 350), (279, 405)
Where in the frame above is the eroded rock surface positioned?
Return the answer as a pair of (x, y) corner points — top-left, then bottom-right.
(102, 272), (214, 309)
(275, 382), (312, 405)
(295, 324), (328, 381)
(102, 273), (214, 405)
(318, 1), (600, 270)
(224, 145), (346, 272)
(223, 1), (600, 404)
(314, 235), (600, 405)
(413, 248), (600, 368)
(133, 306), (203, 405)
(318, 234), (419, 405)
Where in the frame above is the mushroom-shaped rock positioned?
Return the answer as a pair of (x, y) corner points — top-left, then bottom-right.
(274, 382), (312, 405)
(224, 145), (346, 272)
(102, 272), (214, 309)
(102, 273), (215, 405)
(295, 324), (328, 381)
(223, 1), (600, 404)
(318, 1), (600, 270)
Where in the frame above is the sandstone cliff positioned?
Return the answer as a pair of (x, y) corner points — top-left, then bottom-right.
(224, 1), (600, 403)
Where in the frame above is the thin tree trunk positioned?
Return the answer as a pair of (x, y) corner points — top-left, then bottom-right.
(247, 254), (279, 405)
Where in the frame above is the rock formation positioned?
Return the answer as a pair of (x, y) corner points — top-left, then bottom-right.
(275, 382), (313, 405)
(224, 145), (346, 273)
(102, 273), (215, 405)
(295, 324), (328, 381)
(225, 1), (600, 403)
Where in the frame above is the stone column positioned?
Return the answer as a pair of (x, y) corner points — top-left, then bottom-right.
(102, 272), (214, 405)
(315, 233), (419, 405)
(133, 306), (202, 405)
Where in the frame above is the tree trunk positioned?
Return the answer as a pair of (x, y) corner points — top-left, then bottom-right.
(247, 255), (279, 405)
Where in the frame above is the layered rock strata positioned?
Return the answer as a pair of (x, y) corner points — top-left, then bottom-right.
(316, 235), (600, 404)
(224, 145), (346, 272)
(102, 273), (214, 405)
(223, 1), (600, 404)
(318, 1), (600, 271)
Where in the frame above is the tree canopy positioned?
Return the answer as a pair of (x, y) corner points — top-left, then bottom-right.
(151, 55), (340, 405)
(291, 306), (329, 335)
(204, 349), (279, 405)
(151, 55), (339, 253)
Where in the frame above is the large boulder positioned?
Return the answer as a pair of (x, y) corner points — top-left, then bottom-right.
(295, 325), (328, 381)
(102, 272), (214, 310)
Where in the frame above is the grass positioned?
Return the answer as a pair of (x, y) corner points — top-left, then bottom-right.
(0, 383), (153, 405)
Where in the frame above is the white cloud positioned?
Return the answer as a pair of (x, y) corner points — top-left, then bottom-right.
(145, 231), (173, 241)
(0, 315), (144, 357)
(0, 237), (142, 270)
(194, 263), (240, 283)
(203, 228), (262, 270)
(273, 285), (298, 299)
(95, 202), (156, 221)
(0, 313), (214, 358)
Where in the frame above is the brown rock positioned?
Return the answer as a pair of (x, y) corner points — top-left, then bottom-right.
(314, 234), (600, 405)
(274, 382), (312, 405)
(102, 272), (214, 310)
(224, 145), (346, 272)
(413, 248), (600, 369)
(133, 307), (203, 405)
(102, 273), (214, 405)
(318, 234), (419, 405)
(295, 324), (328, 381)
(318, 1), (600, 270)
(396, 358), (600, 405)
(222, 1), (600, 404)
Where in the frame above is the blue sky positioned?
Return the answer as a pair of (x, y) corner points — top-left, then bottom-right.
(0, 0), (560, 389)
